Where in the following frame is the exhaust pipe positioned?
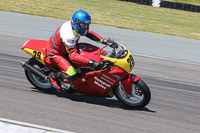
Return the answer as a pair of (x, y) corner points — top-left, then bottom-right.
(20, 61), (48, 82)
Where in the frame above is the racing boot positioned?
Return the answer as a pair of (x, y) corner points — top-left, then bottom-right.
(58, 72), (84, 95)
(60, 73), (73, 92)
(49, 71), (75, 92)
(49, 72), (61, 90)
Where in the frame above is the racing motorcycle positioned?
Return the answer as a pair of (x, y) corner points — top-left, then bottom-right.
(20, 39), (151, 109)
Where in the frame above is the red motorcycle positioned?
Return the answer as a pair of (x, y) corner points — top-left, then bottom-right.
(20, 39), (151, 108)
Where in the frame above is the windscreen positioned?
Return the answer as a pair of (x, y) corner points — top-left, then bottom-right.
(101, 43), (128, 59)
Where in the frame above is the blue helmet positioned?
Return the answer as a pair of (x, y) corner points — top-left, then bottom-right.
(71, 10), (91, 36)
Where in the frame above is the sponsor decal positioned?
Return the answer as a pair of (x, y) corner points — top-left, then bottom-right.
(94, 76), (111, 90)
(102, 74), (116, 84)
(67, 39), (75, 44)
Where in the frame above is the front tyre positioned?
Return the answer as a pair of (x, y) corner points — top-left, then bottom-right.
(24, 58), (55, 92)
(114, 79), (151, 109)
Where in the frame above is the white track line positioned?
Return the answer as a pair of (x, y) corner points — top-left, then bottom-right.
(0, 118), (74, 133)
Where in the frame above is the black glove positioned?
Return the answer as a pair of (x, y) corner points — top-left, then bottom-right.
(88, 60), (103, 70)
(109, 42), (118, 49)
(103, 38), (112, 45)
(103, 38), (118, 49)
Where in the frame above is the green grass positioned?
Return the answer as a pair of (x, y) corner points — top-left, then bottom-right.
(0, 0), (200, 40)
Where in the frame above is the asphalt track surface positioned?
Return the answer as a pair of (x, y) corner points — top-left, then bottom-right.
(0, 11), (200, 133)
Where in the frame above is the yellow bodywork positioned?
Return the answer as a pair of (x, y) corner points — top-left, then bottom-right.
(100, 44), (135, 73)
(23, 48), (45, 65)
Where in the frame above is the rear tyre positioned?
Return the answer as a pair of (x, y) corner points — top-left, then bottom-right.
(114, 79), (151, 109)
(24, 58), (55, 92)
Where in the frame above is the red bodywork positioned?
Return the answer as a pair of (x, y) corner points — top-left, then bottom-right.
(22, 39), (140, 97)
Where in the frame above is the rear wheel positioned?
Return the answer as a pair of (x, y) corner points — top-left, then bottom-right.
(24, 58), (55, 92)
(114, 79), (151, 109)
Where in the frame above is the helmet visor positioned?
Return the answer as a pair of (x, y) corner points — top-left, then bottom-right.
(75, 18), (89, 32)
(80, 23), (89, 30)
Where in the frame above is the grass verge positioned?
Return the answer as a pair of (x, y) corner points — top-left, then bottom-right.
(0, 0), (199, 40)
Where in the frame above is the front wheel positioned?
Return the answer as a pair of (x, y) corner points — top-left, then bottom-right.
(114, 79), (151, 109)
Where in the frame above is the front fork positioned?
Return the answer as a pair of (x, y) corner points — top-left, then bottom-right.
(121, 73), (140, 95)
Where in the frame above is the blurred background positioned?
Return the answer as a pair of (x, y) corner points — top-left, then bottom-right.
(0, 0), (199, 40)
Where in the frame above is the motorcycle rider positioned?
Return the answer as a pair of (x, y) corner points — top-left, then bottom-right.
(47, 10), (116, 90)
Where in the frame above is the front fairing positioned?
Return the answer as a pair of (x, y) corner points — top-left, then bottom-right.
(100, 43), (135, 73)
